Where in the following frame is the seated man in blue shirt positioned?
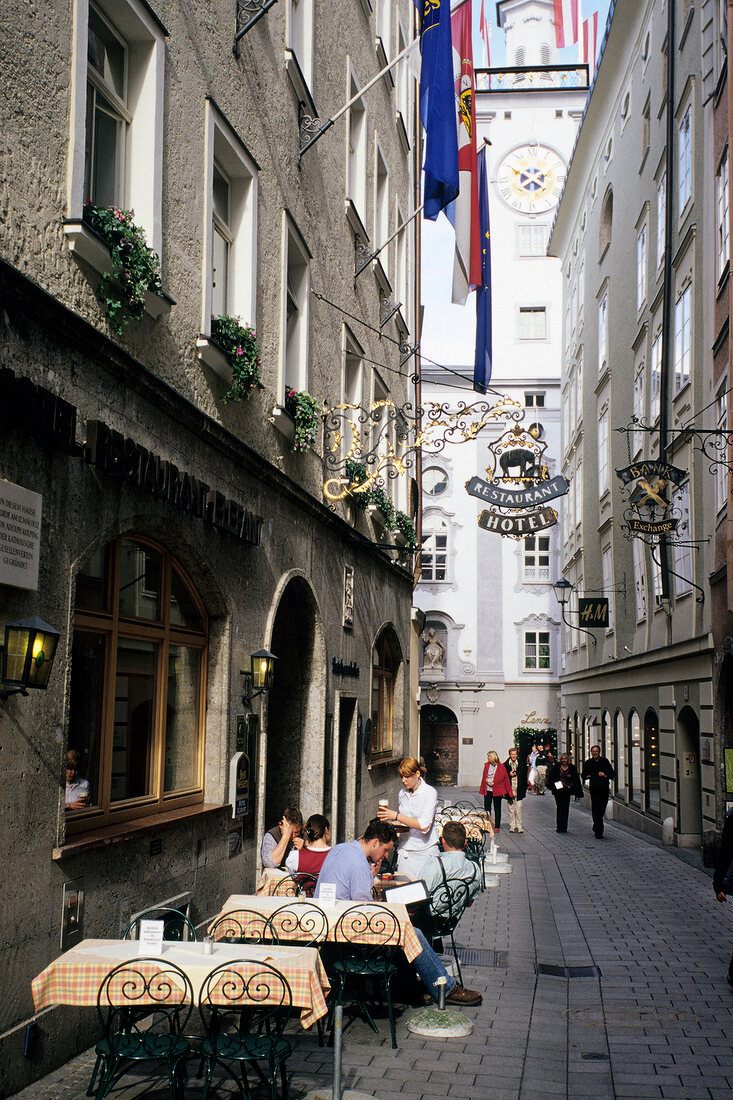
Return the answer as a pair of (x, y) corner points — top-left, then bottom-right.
(316, 818), (482, 1007)
(421, 821), (479, 904)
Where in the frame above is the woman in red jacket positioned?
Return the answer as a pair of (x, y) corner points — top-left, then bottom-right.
(479, 750), (513, 832)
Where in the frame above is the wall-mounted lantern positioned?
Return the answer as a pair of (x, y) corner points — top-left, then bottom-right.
(1, 616), (61, 700)
(241, 649), (277, 709)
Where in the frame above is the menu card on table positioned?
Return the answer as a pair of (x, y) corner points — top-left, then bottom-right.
(318, 883), (337, 904)
(138, 919), (165, 955)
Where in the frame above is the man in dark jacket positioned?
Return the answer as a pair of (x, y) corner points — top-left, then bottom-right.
(581, 745), (616, 839)
(714, 809), (733, 985)
(504, 747), (528, 833)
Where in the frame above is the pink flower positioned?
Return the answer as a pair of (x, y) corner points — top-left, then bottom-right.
(236, 347), (244, 356)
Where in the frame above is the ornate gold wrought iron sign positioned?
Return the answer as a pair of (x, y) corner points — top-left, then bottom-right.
(322, 395), (524, 503)
(466, 425), (569, 539)
(615, 458), (686, 541)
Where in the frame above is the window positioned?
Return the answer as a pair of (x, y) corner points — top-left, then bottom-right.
(347, 73), (368, 222)
(598, 292), (608, 372)
(629, 710), (642, 805)
(575, 358), (583, 424)
(573, 458), (582, 529)
(70, 0), (165, 249)
(523, 536), (550, 582)
(674, 282), (692, 391)
(67, 536), (207, 831)
(524, 631), (550, 670)
(524, 391), (545, 408)
(395, 203), (408, 317)
(651, 549), (663, 606)
(651, 326), (662, 421)
(717, 148), (730, 280)
(632, 359), (645, 454)
(376, 0), (391, 57)
(517, 224), (548, 256)
(283, 216), (311, 396)
(600, 188), (613, 252)
(371, 630), (397, 755)
(203, 103), (258, 333)
(423, 467), (449, 496)
(633, 540), (647, 620)
(673, 484), (692, 594)
(656, 172), (666, 267)
(598, 405), (609, 495)
(637, 224), (647, 310)
(517, 306), (547, 340)
(421, 518), (449, 581)
(678, 106), (692, 213)
(644, 708), (660, 813)
(578, 261), (585, 321)
(641, 97), (650, 159)
(614, 711), (626, 800)
(602, 545), (614, 627)
(343, 327), (364, 407)
(288, 0), (314, 90)
(375, 143), (389, 248)
(716, 386), (728, 512)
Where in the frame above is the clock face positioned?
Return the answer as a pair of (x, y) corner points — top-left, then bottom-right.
(496, 143), (567, 213)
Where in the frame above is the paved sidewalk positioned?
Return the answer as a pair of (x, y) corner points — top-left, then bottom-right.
(13, 790), (733, 1099)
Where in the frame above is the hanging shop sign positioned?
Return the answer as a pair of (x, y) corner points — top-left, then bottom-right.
(332, 657), (360, 677)
(616, 459), (686, 541)
(468, 424), (569, 539)
(578, 597), (609, 628)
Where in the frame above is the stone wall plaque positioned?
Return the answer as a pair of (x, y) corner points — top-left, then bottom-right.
(0, 479), (42, 590)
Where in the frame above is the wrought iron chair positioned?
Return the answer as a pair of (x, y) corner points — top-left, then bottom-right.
(92, 958), (193, 1100)
(269, 900), (330, 1046)
(123, 906), (197, 942)
(464, 824), (487, 891)
(330, 903), (402, 1048)
(427, 877), (473, 986)
(454, 799), (480, 812)
(208, 908), (277, 945)
(270, 872), (318, 897)
(198, 959), (293, 1100)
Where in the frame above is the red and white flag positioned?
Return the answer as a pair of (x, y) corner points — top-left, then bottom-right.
(479, 0), (491, 67)
(449, 0), (481, 305)
(579, 10), (598, 69)
(553, 0), (579, 48)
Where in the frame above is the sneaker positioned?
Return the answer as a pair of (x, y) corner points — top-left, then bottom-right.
(510, 827), (517, 833)
(446, 984), (483, 1007)
(517, 828), (524, 833)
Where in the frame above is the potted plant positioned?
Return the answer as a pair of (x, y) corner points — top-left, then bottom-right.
(284, 389), (321, 452)
(210, 315), (261, 402)
(83, 203), (164, 335)
(394, 510), (418, 552)
(345, 458), (371, 510)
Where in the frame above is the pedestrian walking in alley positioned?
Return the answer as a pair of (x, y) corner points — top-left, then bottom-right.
(713, 807), (733, 984)
(547, 753), (583, 832)
(479, 750), (512, 831)
(503, 746), (527, 832)
(581, 744), (616, 838)
(527, 743), (539, 791)
(533, 744), (551, 794)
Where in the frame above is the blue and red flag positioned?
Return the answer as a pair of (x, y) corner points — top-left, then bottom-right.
(416, 0), (459, 220)
(473, 143), (492, 393)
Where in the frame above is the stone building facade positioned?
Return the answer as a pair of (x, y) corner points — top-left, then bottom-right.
(549, 0), (722, 846)
(0, 0), (419, 1090)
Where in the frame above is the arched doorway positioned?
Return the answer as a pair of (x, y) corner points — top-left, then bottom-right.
(676, 704), (701, 838)
(420, 704), (458, 785)
(264, 575), (324, 828)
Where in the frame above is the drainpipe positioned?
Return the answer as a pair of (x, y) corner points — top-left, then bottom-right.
(659, 0), (676, 611)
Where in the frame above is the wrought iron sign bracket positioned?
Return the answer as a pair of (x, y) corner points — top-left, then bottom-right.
(233, 0), (279, 56)
(354, 236), (376, 279)
(399, 339), (418, 367)
(298, 103), (328, 163)
(380, 295), (400, 329)
(617, 417), (733, 475)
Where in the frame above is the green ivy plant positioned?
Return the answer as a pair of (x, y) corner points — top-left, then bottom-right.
(394, 510), (418, 551)
(211, 315), (261, 402)
(343, 461), (418, 551)
(284, 388), (321, 452)
(83, 203), (163, 335)
(345, 459), (371, 510)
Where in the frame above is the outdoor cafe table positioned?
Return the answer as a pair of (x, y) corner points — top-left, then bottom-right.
(211, 894), (424, 962)
(31, 938), (330, 1029)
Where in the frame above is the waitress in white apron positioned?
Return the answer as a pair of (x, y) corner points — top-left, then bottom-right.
(377, 756), (439, 878)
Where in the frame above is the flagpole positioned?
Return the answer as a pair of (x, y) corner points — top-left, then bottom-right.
(299, 40), (418, 164)
(355, 204), (425, 278)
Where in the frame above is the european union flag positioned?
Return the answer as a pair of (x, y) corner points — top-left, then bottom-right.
(474, 144), (492, 393)
(418, 0), (459, 219)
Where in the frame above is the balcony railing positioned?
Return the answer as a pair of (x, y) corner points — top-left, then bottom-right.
(475, 64), (590, 93)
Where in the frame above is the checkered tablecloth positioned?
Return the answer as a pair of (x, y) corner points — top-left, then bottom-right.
(256, 868), (293, 896)
(211, 895), (423, 962)
(31, 939), (329, 1029)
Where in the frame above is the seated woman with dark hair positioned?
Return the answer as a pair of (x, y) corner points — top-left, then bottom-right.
(284, 813), (331, 877)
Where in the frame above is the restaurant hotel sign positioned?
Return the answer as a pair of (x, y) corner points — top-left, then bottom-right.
(466, 424), (569, 538)
(0, 366), (262, 546)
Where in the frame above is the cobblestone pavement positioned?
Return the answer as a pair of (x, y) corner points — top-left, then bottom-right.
(13, 789), (733, 1100)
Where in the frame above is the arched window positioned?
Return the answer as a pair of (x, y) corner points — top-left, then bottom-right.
(421, 517), (449, 582)
(644, 708), (660, 813)
(602, 710), (611, 759)
(67, 536), (208, 830)
(628, 709), (641, 805)
(614, 710), (626, 799)
(371, 629), (399, 756)
(600, 188), (613, 253)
